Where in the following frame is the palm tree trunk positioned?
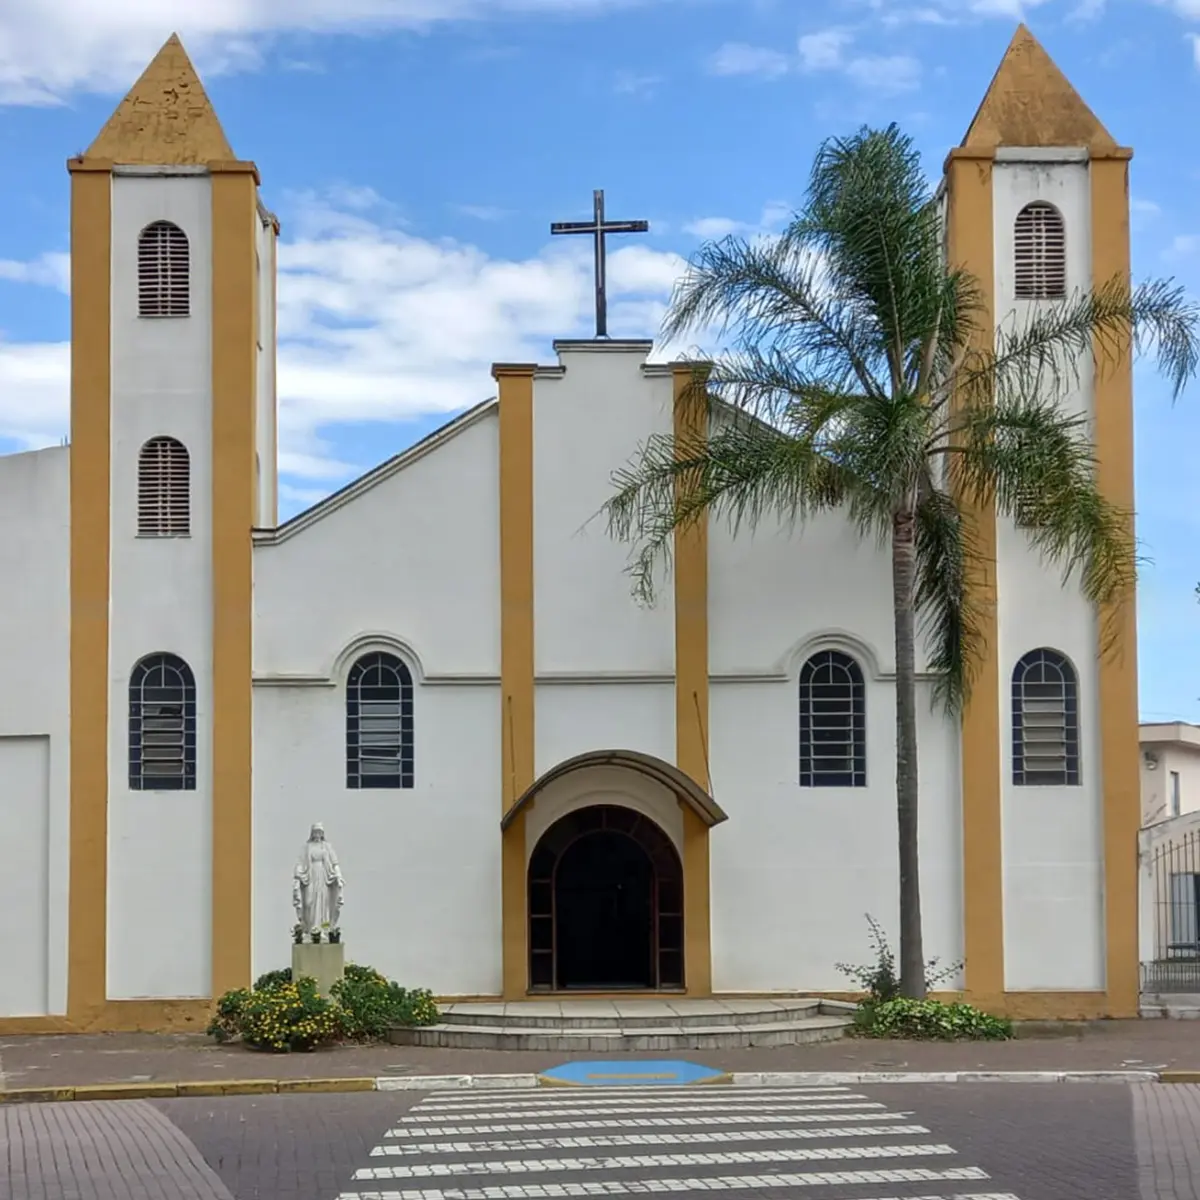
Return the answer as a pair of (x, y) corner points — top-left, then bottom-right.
(892, 509), (926, 1000)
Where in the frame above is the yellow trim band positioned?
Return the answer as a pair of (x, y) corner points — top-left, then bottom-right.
(672, 365), (713, 997)
(68, 164), (112, 1019)
(1091, 156), (1140, 1018)
(210, 170), (258, 997)
(945, 154), (1004, 1004)
(496, 363), (537, 999)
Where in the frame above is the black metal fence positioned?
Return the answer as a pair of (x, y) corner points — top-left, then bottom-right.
(1142, 825), (1200, 995)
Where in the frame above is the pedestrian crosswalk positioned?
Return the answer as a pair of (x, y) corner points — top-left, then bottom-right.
(338, 1084), (1021, 1200)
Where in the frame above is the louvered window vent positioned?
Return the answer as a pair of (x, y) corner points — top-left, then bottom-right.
(138, 436), (190, 536)
(1014, 202), (1066, 300)
(138, 220), (190, 317)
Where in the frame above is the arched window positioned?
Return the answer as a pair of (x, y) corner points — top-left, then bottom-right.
(137, 437), (190, 536)
(1014, 202), (1066, 300)
(129, 653), (197, 791)
(346, 652), (414, 789)
(138, 220), (190, 317)
(799, 650), (866, 788)
(1012, 648), (1079, 786)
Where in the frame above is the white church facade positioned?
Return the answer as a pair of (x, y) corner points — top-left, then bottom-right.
(0, 27), (1143, 1031)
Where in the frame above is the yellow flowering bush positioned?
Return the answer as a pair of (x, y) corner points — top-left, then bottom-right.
(237, 978), (343, 1052)
(208, 962), (439, 1051)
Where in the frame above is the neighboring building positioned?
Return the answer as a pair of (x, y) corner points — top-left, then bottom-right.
(1140, 723), (1200, 825)
(0, 25), (1144, 1030)
(1138, 724), (1200, 998)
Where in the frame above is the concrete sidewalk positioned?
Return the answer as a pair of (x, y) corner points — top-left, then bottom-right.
(2, 1019), (1198, 1097)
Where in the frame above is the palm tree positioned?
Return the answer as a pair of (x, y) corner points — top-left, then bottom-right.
(603, 125), (1200, 1000)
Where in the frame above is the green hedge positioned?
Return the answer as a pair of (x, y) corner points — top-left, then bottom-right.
(207, 962), (440, 1052)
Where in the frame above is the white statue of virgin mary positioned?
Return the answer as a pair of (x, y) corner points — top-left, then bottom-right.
(292, 822), (345, 936)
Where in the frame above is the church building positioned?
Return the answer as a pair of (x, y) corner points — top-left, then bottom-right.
(0, 26), (1142, 1031)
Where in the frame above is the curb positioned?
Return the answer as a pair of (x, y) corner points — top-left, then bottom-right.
(0, 1067), (1188, 1104)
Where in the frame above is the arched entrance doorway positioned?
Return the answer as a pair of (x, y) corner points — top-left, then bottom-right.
(528, 805), (684, 991)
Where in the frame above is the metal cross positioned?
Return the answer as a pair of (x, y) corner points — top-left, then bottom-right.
(551, 189), (649, 338)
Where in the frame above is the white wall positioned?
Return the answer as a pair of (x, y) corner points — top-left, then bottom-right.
(252, 680), (502, 994)
(708, 672), (962, 992)
(992, 158), (1105, 992)
(1140, 737), (1200, 824)
(252, 412), (505, 993)
(0, 737), (51, 1016)
(107, 171), (214, 999)
(254, 412), (501, 678)
(535, 684), (675, 777)
(533, 346), (676, 677)
(0, 446), (70, 1015)
(254, 212), (278, 529)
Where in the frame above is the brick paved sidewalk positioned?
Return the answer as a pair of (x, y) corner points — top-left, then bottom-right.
(2, 1019), (1197, 1091)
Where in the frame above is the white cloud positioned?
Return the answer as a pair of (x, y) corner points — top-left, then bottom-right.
(455, 204), (510, 221)
(795, 25), (922, 93)
(683, 201), (793, 239)
(797, 29), (853, 71)
(0, 0), (676, 104)
(613, 69), (662, 95)
(707, 42), (791, 79)
(0, 252), (70, 292)
(0, 189), (693, 486)
(843, 53), (921, 93)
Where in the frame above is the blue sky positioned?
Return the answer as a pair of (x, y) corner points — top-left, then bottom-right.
(1, 0), (1199, 720)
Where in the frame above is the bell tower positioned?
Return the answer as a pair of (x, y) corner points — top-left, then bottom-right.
(946, 25), (1139, 1018)
(67, 33), (276, 1024)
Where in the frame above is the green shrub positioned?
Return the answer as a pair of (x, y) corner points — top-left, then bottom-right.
(332, 966), (440, 1039)
(208, 962), (438, 1049)
(237, 977), (344, 1052)
(206, 987), (252, 1044)
(253, 967), (293, 992)
(858, 997), (1012, 1041)
(836, 914), (959, 1003)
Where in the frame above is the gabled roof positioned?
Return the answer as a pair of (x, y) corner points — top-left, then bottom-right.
(962, 24), (1117, 153)
(254, 398), (498, 545)
(85, 33), (236, 165)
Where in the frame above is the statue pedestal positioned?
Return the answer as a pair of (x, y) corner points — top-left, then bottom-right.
(292, 942), (345, 998)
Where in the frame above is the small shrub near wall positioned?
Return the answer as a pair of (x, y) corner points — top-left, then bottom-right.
(855, 997), (1012, 1041)
(332, 965), (440, 1040)
(207, 962), (440, 1052)
(837, 913), (1012, 1042)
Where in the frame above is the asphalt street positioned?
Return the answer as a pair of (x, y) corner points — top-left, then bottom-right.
(6, 1080), (1199, 1200)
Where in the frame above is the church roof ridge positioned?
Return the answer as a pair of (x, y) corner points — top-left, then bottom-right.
(83, 32), (238, 166)
(960, 22), (1117, 152)
(256, 397), (498, 545)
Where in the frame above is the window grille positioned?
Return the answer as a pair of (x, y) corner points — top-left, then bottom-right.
(137, 437), (190, 536)
(1012, 647), (1079, 785)
(799, 650), (866, 788)
(129, 653), (197, 791)
(138, 221), (190, 317)
(1014, 202), (1066, 300)
(346, 652), (414, 789)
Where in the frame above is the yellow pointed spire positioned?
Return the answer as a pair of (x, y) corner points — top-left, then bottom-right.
(962, 24), (1116, 152)
(85, 33), (235, 165)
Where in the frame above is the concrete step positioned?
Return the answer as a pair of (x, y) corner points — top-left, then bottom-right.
(437, 1000), (827, 1030)
(388, 1014), (851, 1052)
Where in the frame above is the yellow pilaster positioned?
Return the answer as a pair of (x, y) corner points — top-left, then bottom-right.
(496, 364), (537, 999)
(945, 148), (1004, 1005)
(67, 158), (113, 1020)
(672, 364), (713, 996)
(1091, 150), (1140, 1018)
(210, 164), (259, 997)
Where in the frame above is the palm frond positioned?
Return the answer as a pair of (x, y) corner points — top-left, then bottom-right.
(603, 416), (853, 603)
(959, 276), (1200, 409)
(946, 393), (1135, 625)
(913, 483), (982, 713)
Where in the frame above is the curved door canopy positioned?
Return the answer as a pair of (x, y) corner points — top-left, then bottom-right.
(528, 805), (684, 991)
